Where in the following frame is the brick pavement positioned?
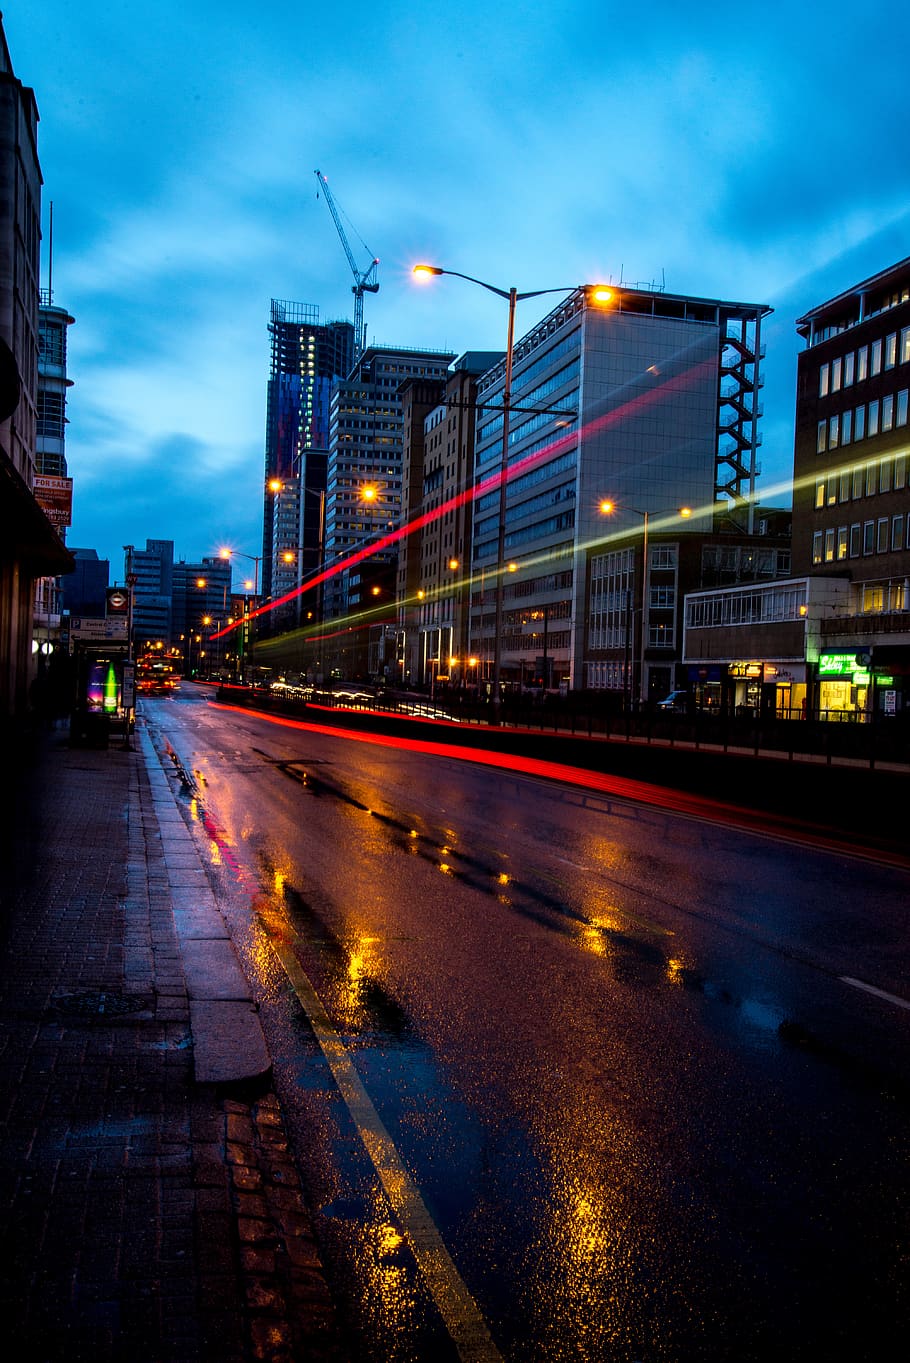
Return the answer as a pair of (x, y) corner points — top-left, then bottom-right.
(0, 721), (345, 1362)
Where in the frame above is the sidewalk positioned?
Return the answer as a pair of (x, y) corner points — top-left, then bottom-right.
(0, 717), (344, 1362)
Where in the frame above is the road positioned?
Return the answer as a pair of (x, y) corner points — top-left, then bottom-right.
(143, 685), (910, 1363)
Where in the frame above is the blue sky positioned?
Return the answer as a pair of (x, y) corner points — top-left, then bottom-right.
(6, 0), (910, 584)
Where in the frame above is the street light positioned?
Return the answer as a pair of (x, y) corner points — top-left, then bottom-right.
(600, 501), (692, 707)
(414, 265), (613, 715)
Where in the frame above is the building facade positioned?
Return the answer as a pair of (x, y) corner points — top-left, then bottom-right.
(0, 18), (72, 718)
(262, 301), (353, 608)
(468, 283), (770, 695)
(396, 352), (502, 691)
(321, 343), (454, 677)
(791, 255), (910, 715)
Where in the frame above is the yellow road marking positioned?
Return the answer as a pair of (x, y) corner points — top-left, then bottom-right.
(265, 932), (505, 1363)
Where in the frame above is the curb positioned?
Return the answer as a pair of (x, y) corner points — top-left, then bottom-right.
(137, 720), (271, 1087)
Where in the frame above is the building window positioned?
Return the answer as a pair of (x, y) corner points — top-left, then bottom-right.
(827, 476), (837, 506)
(837, 526), (848, 560)
(853, 465), (864, 499)
(862, 584), (884, 612)
(897, 389), (908, 427)
(892, 515), (904, 552)
(831, 356), (842, 391)
(824, 529), (835, 562)
(863, 521), (875, 554)
(844, 351), (855, 387)
(895, 453), (907, 489)
(816, 420), (827, 453)
(882, 393), (894, 431)
(871, 339), (882, 376)
(815, 478), (825, 509)
(880, 458), (892, 494)
(866, 462), (877, 496)
(885, 332), (897, 369)
(857, 345), (869, 381)
(850, 523), (861, 557)
(818, 363), (829, 397)
(812, 531), (823, 564)
(854, 405), (866, 440)
(839, 469), (851, 501)
(841, 409), (852, 444)
(828, 415), (839, 449)
(901, 327), (910, 365)
(867, 400), (880, 437)
(877, 518), (889, 553)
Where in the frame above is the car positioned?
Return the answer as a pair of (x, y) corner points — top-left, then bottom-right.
(656, 689), (689, 712)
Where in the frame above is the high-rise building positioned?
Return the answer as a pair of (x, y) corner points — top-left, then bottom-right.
(33, 293), (76, 641)
(172, 556), (232, 675)
(397, 352), (503, 689)
(262, 301), (353, 610)
(468, 283), (770, 697)
(127, 540), (174, 650)
(321, 345), (455, 655)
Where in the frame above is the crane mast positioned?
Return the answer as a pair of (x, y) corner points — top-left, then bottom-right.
(314, 169), (379, 361)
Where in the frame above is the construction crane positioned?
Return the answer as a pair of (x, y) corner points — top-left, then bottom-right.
(314, 169), (379, 361)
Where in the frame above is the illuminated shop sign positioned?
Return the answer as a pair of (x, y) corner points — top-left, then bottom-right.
(817, 653), (892, 685)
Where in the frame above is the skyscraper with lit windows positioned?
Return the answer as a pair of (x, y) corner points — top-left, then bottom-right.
(262, 301), (353, 606)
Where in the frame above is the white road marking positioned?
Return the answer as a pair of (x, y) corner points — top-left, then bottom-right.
(265, 930), (505, 1363)
(840, 976), (910, 1011)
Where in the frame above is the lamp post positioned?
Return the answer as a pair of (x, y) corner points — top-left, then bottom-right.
(414, 266), (613, 719)
(600, 501), (692, 707)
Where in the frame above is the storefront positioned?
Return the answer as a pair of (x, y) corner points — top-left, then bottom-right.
(815, 650), (895, 721)
(727, 661), (807, 719)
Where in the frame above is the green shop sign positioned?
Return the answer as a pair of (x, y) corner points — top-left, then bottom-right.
(817, 652), (892, 684)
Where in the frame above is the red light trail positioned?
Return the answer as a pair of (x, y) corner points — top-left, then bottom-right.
(212, 350), (715, 641)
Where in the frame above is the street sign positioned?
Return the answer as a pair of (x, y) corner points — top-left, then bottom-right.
(70, 617), (128, 641)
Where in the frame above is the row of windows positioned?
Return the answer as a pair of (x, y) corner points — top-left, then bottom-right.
(476, 448), (577, 515)
(818, 327), (910, 396)
(476, 360), (579, 445)
(814, 451), (907, 506)
(816, 388), (909, 451)
(812, 515), (910, 562)
(686, 585), (807, 629)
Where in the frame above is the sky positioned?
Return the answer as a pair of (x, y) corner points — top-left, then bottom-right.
(6, 0), (910, 587)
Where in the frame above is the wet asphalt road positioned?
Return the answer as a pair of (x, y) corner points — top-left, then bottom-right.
(145, 687), (910, 1363)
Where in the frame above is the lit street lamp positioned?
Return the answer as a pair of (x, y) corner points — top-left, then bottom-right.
(413, 265), (613, 714)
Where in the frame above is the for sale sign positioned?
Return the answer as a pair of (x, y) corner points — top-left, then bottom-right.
(33, 475), (73, 528)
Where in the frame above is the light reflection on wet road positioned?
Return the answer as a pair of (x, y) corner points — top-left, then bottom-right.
(147, 691), (910, 1362)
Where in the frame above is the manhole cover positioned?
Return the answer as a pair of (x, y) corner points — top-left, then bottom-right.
(53, 991), (150, 1018)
